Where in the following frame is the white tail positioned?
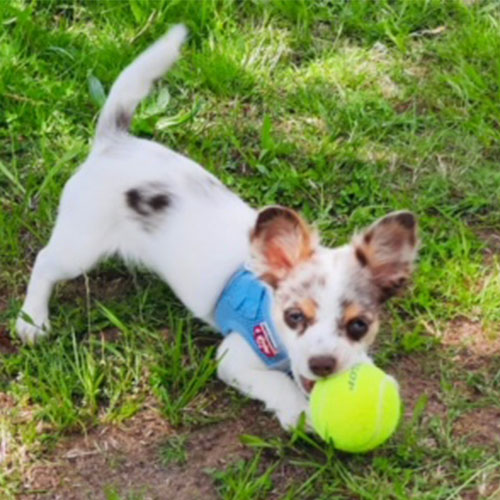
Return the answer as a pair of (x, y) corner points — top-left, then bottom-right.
(95, 24), (188, 141)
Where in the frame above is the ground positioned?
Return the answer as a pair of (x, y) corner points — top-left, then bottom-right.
(1, 1), (500, 499)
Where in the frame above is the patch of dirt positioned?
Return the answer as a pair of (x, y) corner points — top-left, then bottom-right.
(0, 326), (17, 355)
(0, 391), (18, 419)
(392, 349), (500, 452)
(57, 271), (135, 305)
(453, 407), (500, 448)
(442, 318), (500, 358)
(391, 355), (447, 419)
(21, 402), (282, 500)
(478, 229), (500, 266)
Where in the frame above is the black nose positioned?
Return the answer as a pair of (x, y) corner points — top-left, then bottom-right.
(308, 356), (337, 377)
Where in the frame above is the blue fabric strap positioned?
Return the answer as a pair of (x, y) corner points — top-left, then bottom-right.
(214, 268), (290, 372)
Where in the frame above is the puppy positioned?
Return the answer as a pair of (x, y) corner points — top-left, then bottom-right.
(16, 25), (418, 429)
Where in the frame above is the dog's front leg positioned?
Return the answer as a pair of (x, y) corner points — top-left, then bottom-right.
(217, 332), (309, 430)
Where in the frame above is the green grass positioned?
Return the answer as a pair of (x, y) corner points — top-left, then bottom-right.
(159, 434), (189, 466)
(1, 0), (500, 498)
(209, 451), (277, 499)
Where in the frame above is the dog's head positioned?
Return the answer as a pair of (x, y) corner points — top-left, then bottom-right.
(249, 206), (418, 395)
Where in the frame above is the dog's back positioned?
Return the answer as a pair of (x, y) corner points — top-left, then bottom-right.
(16, 25), (256, 342)
(75, 25), (257, 318)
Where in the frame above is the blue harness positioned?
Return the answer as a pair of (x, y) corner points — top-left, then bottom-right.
(214, 267), (290, 372)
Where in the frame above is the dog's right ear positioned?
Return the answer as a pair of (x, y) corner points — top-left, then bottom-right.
(250, 206), (317, 286)
(353, 211), (419, 301)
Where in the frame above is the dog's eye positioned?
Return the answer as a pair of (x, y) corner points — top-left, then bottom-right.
(284, 308), (306, 329)
(346, 318), (369, 341)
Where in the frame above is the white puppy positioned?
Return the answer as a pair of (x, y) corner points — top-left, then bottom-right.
(16, 25), (418, 429)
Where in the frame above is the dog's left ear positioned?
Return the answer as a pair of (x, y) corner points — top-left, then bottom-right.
(250, 206), (317, 286)
(353, 211), (419, 301)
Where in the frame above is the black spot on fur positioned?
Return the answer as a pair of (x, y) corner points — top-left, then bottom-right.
(116, 108), (131, 131)
(149, 194), (169, 211)
(126, 189), (148, 216)
(125, 183), (171, 231)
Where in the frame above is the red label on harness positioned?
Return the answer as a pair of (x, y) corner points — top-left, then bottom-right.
(253, 323), (278, 358)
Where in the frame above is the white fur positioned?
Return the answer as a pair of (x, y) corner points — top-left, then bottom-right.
(16, 26), (416, 430)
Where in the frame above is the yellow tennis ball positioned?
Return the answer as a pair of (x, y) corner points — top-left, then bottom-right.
(310, 363), (401, 453)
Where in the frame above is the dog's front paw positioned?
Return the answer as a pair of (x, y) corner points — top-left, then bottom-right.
(276, 400), (312, 432)
(15, 314), (50, 344)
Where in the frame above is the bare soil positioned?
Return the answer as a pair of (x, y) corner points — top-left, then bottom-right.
(21, 403), (282, 500)
(0, 326), (17, 355)
(453, 407), (500, 448)
(479, 229), (500, 266)
(442, 318), (500, 358)
(391, 355), (447, 419)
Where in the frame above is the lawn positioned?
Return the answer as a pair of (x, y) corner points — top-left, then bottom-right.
(1, 0), (500, 498)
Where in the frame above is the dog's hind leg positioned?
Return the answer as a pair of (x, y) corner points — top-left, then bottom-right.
(16, 182), (115, 343)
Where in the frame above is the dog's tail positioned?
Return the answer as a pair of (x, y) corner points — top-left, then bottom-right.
(95, 24), (187, 142)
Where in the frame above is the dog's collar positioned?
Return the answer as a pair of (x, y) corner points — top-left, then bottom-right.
(214, 267), (290, 372)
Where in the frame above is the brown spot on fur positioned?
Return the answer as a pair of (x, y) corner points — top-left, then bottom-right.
(342, 301), (364, 324)
(301, 280), (312, 291)
(340, 300), (379, 344)
(260, 272), (280, 288)
(299, 298), (317, 323)
(394, 212), (416, 229)
(355, 247), (368, 267)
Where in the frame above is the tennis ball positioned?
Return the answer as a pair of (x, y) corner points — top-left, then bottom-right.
(310, 363), (401, 453)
